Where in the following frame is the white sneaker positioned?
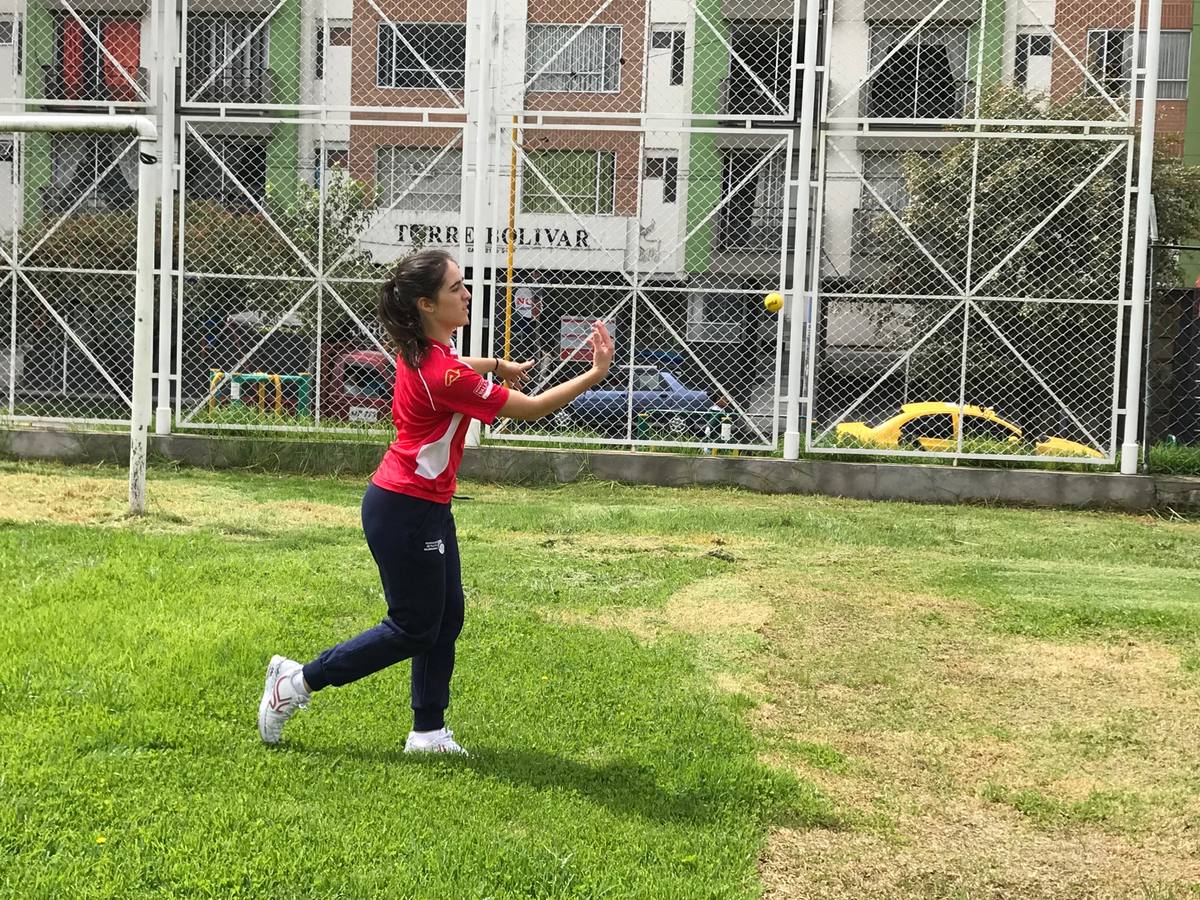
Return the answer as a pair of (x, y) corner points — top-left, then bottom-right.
(404, 727), (468, 756)
(257, 655), (309, 744)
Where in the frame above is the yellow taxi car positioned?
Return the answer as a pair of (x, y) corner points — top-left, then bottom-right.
(835, 402), (1104, 458)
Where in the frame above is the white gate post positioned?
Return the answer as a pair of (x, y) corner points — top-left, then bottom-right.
(466, 0), (494, 447)
(1121, 0), (1163, 474)
(783, 0), (822, 460)
(155, 0), (178, 435)
(130, 132), (160, 513)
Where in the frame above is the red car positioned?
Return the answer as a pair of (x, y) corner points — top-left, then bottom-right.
(320, 349), (394, 424)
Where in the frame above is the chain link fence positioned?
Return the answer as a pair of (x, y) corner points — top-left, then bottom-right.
(806, 0), (1143, 464)
(1146, 243), (1200, 461)
(0, 0), (1168, 464)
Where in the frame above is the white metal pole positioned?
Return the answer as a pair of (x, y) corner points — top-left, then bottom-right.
(154, 0), (178, 435)
(466, 0), (494, 447)
(1121, 0), (1163, 474)
(783, 0), (822, 459)
(130, 133), (160, 514)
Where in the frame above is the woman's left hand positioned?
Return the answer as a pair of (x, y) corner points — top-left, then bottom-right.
(498, 358), (535, 388)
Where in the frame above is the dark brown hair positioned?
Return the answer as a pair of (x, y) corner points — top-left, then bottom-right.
(378, 249), (455, 369)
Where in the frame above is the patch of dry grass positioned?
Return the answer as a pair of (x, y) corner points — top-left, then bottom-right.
(748, 567), (1200, 900)
(0, 470), (358, 534)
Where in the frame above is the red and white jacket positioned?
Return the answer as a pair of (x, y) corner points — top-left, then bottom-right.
(372, 339), (509, 503)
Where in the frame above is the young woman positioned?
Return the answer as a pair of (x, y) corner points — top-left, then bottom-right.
(257, 249), (614, 753)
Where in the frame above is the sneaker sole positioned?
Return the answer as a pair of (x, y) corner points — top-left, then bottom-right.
(257, 654), (286, 744)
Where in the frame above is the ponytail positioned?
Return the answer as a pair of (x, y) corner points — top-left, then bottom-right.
(377, 249), (454, 369)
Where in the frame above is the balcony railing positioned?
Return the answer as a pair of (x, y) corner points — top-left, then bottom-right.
(184, 69), (275, 105)
(718, 73), (792, 117)
(40, 183), (135, 214)
(716, 210), (788, 252)
(41, 65), (148, 104)
(859, 78), (974, 120)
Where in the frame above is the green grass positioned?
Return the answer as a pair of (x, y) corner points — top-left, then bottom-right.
(2, 463), (1200, 898)
(1148, 441), (1200, 476)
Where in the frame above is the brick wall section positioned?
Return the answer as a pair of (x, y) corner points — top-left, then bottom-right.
(523, 0), (648, 114)
(347, 124), (464, 203)
(1051, 0), (1191, 152)
(350, 0), (468, 110)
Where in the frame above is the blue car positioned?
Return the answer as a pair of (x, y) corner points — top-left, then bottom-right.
(555, 366), (715, 436)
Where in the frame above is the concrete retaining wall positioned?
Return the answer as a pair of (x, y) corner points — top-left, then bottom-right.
(2, 427), (1193, 511)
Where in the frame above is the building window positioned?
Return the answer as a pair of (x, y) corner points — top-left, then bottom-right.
(866, 25), (969, 118)
(376, 22), (466, 90)
(526, 24), (621, 93)
(187, 16), (269, 103)
(686, 294), (741, 343)
(522, 150), (615, 215)
(724, 21), (792, 115)
(51, 15), (141, 102)
(1014, 31), (1052, 94)
(48, 134), (136, 212)
(375, 147), (462, 210)
(854, 152), (908, 257)
(312, 145), (348, 189)
(314, 22), (349, 80)
(188, 136), (268, 211)
(718, 150), (785, 250)
(651, 26), (685, 85)
(1087, 29), (1190, 100)
(644, 153), (678, 203)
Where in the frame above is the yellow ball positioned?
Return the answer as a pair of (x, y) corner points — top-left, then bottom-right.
(764, 292), (784, 313)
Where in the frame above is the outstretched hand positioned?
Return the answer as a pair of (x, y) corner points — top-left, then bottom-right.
(589, 321), (614, 376)
(498, 357), (535, 389)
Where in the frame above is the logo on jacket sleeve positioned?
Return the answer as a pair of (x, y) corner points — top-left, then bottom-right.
(444, 369), (463, 388)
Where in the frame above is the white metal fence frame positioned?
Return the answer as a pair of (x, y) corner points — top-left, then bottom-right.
(0, 0), (1169, 470)
(800, 0), (1158, 466)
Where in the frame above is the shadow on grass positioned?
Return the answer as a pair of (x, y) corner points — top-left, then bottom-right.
(294, 742), (842, 830)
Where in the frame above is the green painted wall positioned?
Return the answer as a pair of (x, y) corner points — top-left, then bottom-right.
(267, 122), (300, 209)
(268, 0), (302, 106)
(23, 2), (55, 221)
(266, 1), (302, 213)
(977, 0), (1008, 90)
(685, 0), (728, 274)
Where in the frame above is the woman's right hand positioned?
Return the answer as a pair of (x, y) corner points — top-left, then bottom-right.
(589, 321), (614, 378)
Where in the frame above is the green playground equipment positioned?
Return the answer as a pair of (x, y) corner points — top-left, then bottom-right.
(208, 370), (312, 417)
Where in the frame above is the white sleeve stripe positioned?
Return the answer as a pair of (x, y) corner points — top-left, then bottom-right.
(481, 379), (494, 399)
(417, 371), (437, 411)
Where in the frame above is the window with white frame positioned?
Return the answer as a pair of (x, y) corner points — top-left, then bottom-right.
(866, 24), (970, 118)
(522, 150), (615, 215)
(644, 152), (678, 204)
(651, 26), (686, 86)
(313, 144), (348, 189)
(855, 152), (908, 256)
(375, 147), (462, 210)
(49, 134), (136, 212)
(187, 16), (269, 103)
(526, 24), (621, 93)
(188, 135), (267, 211)
(1087, 29), (1190, 100)
(718, 149), (786, 250)
(376, 22), (466, 90)
(1014, 30), (1053, 95)
(725, 20), (792, 115)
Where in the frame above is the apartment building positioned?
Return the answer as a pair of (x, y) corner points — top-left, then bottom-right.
(0, 0), (1194, 279)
